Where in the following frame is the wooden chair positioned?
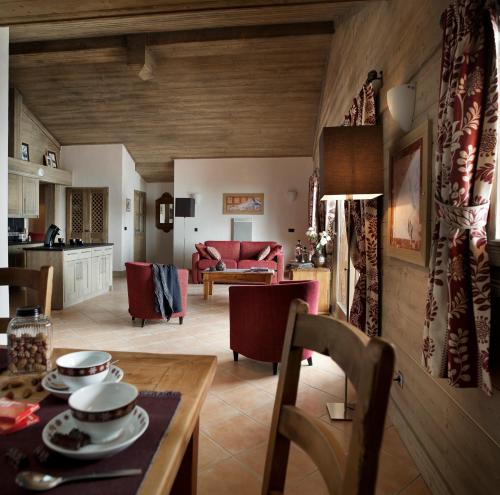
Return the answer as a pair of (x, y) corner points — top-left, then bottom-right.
(0, 266), (54, 332)
(262, 299), (395, 495)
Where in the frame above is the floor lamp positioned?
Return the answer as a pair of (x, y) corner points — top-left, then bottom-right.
(175, 198), (195, 269)
(319, 125), (383, 421)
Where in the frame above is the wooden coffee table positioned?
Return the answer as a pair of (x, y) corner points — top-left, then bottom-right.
(202, 269), (274, 299)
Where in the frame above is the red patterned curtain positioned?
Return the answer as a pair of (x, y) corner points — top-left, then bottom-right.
(343, 82), (379, 337)
(423, 0), (498, 395)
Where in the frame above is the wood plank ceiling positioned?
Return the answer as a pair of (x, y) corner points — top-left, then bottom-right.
(2, 1), (371, 182)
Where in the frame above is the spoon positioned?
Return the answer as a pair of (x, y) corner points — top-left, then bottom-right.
(16, 468), (142, 491)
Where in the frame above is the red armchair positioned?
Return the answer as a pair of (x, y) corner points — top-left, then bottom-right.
(229, 280), (320, 374)
(125, 262), (188, 327)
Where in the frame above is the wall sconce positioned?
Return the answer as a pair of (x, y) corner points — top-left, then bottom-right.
(387, 83), (416, 132)
(189, 193), (202, 204)
(287, 189), (298, 202)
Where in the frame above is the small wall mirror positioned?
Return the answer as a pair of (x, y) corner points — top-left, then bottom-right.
(156, 192), (174, 233)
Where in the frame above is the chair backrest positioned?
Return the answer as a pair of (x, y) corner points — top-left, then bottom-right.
(0, 266), (54, 332)
(262, 299), (395, 495)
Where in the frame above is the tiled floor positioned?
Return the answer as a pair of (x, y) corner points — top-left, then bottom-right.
(46, 276), (430, 495)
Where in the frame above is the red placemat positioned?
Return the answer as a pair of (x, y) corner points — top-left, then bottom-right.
(1, 391), (181, 494)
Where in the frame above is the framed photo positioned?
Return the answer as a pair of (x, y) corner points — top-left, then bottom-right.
(387, 120), (432, 266)
(125, 198), (131, 212)
(21, 142), (29, 161)
(223, 193), (264, 215)
(47, 150), (57, 168)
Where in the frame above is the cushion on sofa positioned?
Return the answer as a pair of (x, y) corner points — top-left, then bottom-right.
(195, 243), (211, 259)
(206, 246), (222, 260)
(199, 258), (238, 270)
(237, 259), (277, 271)
(257, 245), (271, 260)
(240, 241), (277, 260)
(265, 244), (282, 261)
(205, 241), (241, 260)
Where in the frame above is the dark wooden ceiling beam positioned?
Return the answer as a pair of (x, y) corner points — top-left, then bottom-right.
(3, 2), (352, 43)
(10, 21), (334, 55)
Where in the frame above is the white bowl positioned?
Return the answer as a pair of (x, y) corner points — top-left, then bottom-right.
(69, 382), (138, 443)
(56, 351), (111, 389)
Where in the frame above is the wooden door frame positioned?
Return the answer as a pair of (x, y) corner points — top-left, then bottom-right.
(134, 189), (146, 262)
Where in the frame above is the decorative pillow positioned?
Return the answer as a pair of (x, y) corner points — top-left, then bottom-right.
(206, 246), (222, 260)
(265, 245), (282, 261)
(256, 245), (271, 260)
(195, 243), (211, 259)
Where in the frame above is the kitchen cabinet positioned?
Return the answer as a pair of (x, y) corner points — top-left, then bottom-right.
(91, 246), (113, 294)
(8, 173), (39, 218)
(25, 245), (113, 309)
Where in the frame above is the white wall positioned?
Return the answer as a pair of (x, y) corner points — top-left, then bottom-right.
(121, 147), (146, 266)
(146, 182), (174, 264)
(0, 28), (8, 315)
(61, 144), (145, 271)
(173, 157), (313, 268)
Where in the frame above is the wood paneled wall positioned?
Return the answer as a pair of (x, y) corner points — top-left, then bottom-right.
(9, 88), (61, 166)
(314, 1), (500, 494)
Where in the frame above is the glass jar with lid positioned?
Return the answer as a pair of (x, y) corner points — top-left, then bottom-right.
(7, 306), (53, 374)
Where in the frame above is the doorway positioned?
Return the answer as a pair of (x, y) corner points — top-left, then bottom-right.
(66, 188), (109, 243)
(134, 190), (146, 261)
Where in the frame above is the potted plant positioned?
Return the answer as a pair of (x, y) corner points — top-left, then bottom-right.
(306, 227), (330, 268)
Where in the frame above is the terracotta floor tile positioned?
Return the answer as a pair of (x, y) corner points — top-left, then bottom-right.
(198, 432), (232, 471)
(203, 414), (269, 455)
(285, 470), (329, 495)
(198, 457), (261, 495)
(236, 442), (317, 487)
(214, 383), (274, 415)
(200, 393), (241, 428)
(375, 450), (420, 495)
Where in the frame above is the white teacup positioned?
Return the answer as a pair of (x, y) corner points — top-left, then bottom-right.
(56, 351), (111, 390)
(68, 382), (138, 443)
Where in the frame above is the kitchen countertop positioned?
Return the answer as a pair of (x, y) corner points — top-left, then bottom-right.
(24, 243), (114, 251)
(8, 241), (44, 246)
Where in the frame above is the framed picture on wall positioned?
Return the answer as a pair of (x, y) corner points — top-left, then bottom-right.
(21, 142), (29, 161)
(223, 193), (264, 215)
(387, 120), (432, 266)
(47, 150), (58, 168)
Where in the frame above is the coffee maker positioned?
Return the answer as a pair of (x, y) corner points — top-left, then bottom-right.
(44, 224), (61, 247)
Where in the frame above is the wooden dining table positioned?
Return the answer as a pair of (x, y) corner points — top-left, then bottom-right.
(0, 348), (217, 495)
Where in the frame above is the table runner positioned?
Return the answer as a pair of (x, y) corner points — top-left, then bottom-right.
(2, 391), (181, 494)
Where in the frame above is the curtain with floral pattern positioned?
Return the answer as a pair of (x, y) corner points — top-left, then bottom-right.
(343, 82), (380, 337)
(423, 0), (498, 395)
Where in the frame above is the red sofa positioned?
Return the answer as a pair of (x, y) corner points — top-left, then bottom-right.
(192, 240), (284, 284)
(125, 262), (188, 327)
(229, 280), (319, 374)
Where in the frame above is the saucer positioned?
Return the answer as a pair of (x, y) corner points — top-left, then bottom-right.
(42, 365), (124, 399)
(42, 406), (149, 460)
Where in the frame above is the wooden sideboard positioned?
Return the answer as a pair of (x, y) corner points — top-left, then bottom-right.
(289, 267), (331, 314)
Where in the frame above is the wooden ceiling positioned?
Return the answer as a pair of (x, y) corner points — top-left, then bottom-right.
(3, 1), (372, 182)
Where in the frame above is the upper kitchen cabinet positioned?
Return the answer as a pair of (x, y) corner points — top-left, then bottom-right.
(8, 173), (39, 218)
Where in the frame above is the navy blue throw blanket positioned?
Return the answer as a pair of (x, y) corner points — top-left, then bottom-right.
(152, 264), (182, 320)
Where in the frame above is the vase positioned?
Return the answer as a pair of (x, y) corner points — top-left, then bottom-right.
(311, 251), (326, 268)
(215, 259), (226, 271)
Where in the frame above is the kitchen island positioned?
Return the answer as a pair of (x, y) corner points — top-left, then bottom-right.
(25, 244), (113, 309)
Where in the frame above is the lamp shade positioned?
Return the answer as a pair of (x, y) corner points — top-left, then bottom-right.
(319, 126), (383, 200)
(175, 197), (195, 217)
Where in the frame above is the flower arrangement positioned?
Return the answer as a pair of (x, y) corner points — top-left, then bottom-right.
(305, 227), (331, 253)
